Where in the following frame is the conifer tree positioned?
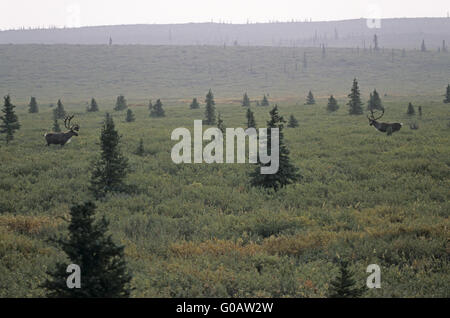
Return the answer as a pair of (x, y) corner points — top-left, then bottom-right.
(367, 89), (383, 111)
(114, 95), (127, 111)
(261, 94), (269, 106)
(217, 112), (225, 133)
(87, 98), (99, 112)
(148, 100), (153, 111)
(150, 99), (165, 117)
(89, 113), (129, 198)
(242, 92), (251, 107)
(28, 96), (39, 113)
(287, 114), (299, 128)
(136, 138), (145, 156)
(204, 89), (216, 125)
(347, 78), (364, 115)
(55, 99), (66, 119)
(328, 260), (365, 298)
(190, 97), (200, 109)
(418, 106), (422, 116)
(327, 95), (339, 112)
(52, 109), (61, 132)
(250, 105), (300, 191)
(125, 109), (135, 122)
(444, 84), (450, 103)
(421, 39), (427, 52)
(246, 108), (256, 128)
(43, 202), (132, 297)
(407, 102), (415, 115)
(0, 95), (20, 144)
(306, 91), (315, 105)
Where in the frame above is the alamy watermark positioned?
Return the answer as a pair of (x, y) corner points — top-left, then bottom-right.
(171, 120), (279, 174)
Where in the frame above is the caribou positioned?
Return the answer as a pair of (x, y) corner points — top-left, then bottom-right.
(367, 109), (402, 136)
(45, 115), (80, 146)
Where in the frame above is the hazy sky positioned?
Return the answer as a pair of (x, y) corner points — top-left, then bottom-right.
(1, 0), (449, 29)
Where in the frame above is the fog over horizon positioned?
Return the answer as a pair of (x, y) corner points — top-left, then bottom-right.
(1, 0), (449, 30)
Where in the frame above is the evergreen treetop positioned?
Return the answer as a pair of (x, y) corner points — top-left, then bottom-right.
(204, 89), (216, 125)
(125, 109), (135, 122)
(327, 95), (339, 112)
(328, 260), (365, 298)
(43, 201), (132, 297)
(114, 95), (127, 111)
(367, 89), (383, 111)
(0, 95), (21, 144)
(150, 99), (165, 117)
(190, 97), (200, 109)
(407, 102), (415, 115)
(242, 92), (251, 107)
(250, 105), (300, 191)
(287, 114), (299, 128)
(89, 113), (129, 198)
(347, 78), (364, 115)
(55, 99), (66, 119)
(306, 91), (315, 105)
(87, 98), (99, 112)
(261, 94), (269, 106)
(444, 84), (450, 103)
(246, 108), (256, 128)
(28, 96), (39, 113)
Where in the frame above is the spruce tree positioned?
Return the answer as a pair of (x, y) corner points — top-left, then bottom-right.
(421, 40), (427, 52)
(261, 94), (269, 106)
(306, 91), (316, 105)
(125, 109), (135, 122)
(327, 95), (339, 112)
(328, 260), (365, 298)
(246, 108), (256, 128)
(55, 99), (66, 119)
(89, 113), (129, 198)
(135, 138), (145, 156)
(444, 84), (450, 103)
(217, 112), (225, 133)
(367, 89), (383, 111)
(43, 202), (132, 298)
(287, 114), (299, 128)
(87, 98), (99, 112)
(242, 92), (251, 107)
(190, 97), (200, 109)
(148, 100), (153, 111)
(52, 109), (61, 132)
(150, 99), (165, 117)
(418, 106), (422, 116)
(28, 96), (39, 113)
(347, 78), (364, 115)
(407, 102), (415, 115)
(204, 89), (216, 125)
(0, 95), (20, 144)
(114, 95), (127, 111)
(250, 105), (300, 191)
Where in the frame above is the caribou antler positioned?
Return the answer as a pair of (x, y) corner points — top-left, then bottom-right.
(63, 115), (79, 131)
(368, 109), (384, 121)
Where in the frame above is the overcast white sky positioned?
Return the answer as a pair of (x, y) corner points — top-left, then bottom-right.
(1, 0), (449, 29)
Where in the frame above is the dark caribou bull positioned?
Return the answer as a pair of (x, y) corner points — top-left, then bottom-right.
(45, 115), (80, 146)
(367, 109), (402, 136)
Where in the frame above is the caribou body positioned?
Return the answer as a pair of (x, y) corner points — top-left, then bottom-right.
(367, 109), (402, 136)
(45, 115), (80, 146)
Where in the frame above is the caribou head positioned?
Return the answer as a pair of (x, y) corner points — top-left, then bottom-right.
(45, 115), (80, 146)
(367, 109), (402, 136)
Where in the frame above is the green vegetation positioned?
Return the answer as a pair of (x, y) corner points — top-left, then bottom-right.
(28, 97), (39, 114)
(0, 45), (449, 298)
(43, 202), (132, 297)
(348, 78), (364, 115)
(54, 99), (66, 119)
(150, 99), (165, 118)
(217, 112), (225, 133)
(242, 92), (251, 107)
(114, 95), (127, 111)
(51, 109), (61, 132)
(327, 95), (339, 112)
(250, 105), (300, 191)
(444, 85), (450, 104)
(204, 89), (216, 125)
(89, 113), (129, 199)
(306, 91), (316, 105)
(367, 89), (383, 111)
(261, 94), (269, 107)
(0, 95), (20, 144)
(407, 102), (415, 115)
(190, 98), (200, 109)
(87, 98), (99, 112)
(246, 108), (256, 128)
(287, 114), (299, 128)
(328, 260), (365, 298)
(126, 109), (135, 122)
